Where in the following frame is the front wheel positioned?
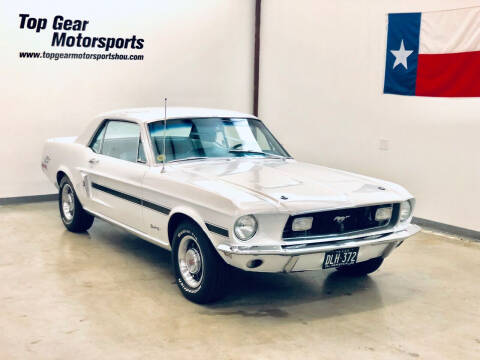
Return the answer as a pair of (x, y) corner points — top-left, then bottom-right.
(59, 176), (94, 232)
(172, 221), (228, 304)
(336, 257), (384, 276)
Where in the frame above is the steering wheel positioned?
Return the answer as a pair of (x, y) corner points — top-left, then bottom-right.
(231, 143), (244, 150)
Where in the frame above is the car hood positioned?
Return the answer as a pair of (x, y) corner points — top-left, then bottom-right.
(177, 159), (412, 214)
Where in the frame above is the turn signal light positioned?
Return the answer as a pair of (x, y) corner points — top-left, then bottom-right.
(375, 207), (392, 221)
(292, 217), (313, 231)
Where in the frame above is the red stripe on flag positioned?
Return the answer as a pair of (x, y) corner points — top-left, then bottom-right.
(416, 51), (480, 97)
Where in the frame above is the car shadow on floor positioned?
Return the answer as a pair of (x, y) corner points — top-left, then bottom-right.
(60, 220), (412, 321)
(202, 269), (388, 320)
(62, 219), (174, 271)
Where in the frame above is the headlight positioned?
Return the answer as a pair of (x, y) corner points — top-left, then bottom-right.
(399, 200), (412, 222)
(234, 215), (258, 241)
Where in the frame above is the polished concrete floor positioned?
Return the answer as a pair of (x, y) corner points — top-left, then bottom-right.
(1, 201), (479, 359)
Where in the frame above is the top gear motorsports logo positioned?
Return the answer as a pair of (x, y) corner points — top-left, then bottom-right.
(17, 13), (145, 61)
(19, 50), (144, 61)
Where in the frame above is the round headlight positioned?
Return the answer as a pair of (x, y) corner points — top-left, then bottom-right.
(399, 200), (412, 222)
(234, 215), (258, 241)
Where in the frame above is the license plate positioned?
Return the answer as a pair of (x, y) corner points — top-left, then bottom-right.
(322, 247), (359, 269)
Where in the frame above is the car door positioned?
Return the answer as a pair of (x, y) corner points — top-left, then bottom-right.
(84, 119), (147, 232)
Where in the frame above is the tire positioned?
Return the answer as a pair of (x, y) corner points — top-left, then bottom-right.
(58, 176), (94, 232)
(336, 257), (384, 276)
(172, 221), (228, 304)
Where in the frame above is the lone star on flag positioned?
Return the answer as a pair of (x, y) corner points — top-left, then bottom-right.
(390, 40), (413, 69)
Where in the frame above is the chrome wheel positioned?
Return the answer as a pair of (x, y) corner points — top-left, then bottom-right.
(61, 184), (75, 222)
(178, 235), (203, 288)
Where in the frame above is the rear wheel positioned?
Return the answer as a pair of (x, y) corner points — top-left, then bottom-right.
(172, 221), (228, 304)
(336, 257), (384, 276)
(59, 176), (94, 232)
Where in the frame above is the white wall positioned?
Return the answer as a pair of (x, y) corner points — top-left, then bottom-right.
(3, 0), (478, 232)
(0, 0), (254, 197)
(259, 0), (480, 231)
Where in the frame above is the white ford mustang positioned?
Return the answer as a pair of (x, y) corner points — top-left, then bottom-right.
(42, 107), (420, 303)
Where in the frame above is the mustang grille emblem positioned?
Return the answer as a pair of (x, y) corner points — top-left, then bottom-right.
(333, 215), (350, 224)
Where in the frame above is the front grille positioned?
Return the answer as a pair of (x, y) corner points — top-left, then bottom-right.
(282, 203), (399, 240)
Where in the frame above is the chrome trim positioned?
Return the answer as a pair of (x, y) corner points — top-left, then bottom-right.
(61, 184), (75, 222)
(282, 203), (400, 243)
(140, 121), (156, 166)
(167, 156), (289, 165)
(84, 207), (171, 250)
(217, 224), (420, 256)
(286, 200), (409, 217)
(283, 256), (299, 272)
(169, 157), (209, 163)
(281, 225), (404, 244)
(88, 118), (153, 167)
(177, 235), (203, 288)
(399, 198), (415, 224)
(146, 117), (293, 167)
(86, 119), (108, 153)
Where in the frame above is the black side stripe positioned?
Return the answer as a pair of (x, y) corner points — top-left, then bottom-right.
(206, 223), (229, 237)
(92, 183), (228, 236)
(92, 183), (141, 205)
(143, 200), (170, 215)
(91, 182), (170, 215)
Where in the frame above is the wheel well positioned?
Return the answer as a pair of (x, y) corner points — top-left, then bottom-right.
(56, 171), (67, 185)
(168, 213), (203, 245)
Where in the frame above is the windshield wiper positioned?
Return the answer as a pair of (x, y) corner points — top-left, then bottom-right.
(168, 156), (208, 163)
(229, 149), (285, 159)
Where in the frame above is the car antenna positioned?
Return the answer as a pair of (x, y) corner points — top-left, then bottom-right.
(161, 97), (167, 173)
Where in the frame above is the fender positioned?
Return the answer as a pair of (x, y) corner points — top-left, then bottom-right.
(56, 165), (87, 204)
(56, 165), (75, 187)
(167, 205), (211, 243)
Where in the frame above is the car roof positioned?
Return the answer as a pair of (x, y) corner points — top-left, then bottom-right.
(97, 107), (258, 123)
(77, 107), (259, 145)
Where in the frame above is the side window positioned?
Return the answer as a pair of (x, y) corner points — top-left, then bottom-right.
(137, 137), (147, 163)
(90, 122), (107, 153)
(101, 121), (140, 162)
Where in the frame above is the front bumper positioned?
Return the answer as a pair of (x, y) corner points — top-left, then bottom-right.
(217, 224), (421, 272)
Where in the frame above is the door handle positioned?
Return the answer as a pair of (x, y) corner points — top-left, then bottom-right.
(88, 158), (99, 165)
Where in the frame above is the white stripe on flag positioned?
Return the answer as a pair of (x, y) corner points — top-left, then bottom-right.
(420, 6), (480, 54)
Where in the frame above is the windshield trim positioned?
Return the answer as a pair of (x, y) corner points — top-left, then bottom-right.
(166, 156), (292, 165)
(147, 117), (293, 166)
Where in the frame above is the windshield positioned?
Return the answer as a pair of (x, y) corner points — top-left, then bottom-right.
(148, 117), (290, 162)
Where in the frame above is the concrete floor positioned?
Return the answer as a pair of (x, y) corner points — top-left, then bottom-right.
(1, 201), (479, 360)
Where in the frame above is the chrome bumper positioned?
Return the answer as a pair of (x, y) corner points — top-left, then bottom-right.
(217, 224), (421, 272)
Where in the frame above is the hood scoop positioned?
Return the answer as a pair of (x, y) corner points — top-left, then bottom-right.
(221, 168), (302, 190)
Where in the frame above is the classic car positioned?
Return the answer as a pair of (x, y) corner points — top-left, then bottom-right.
(41, 107), (420, 303)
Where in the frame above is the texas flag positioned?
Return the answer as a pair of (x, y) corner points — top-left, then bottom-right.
(384, 7), (480, 97)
